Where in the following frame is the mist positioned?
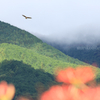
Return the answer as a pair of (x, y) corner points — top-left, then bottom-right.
(32, 25), (100, 47)
(1, 0), (100, 47)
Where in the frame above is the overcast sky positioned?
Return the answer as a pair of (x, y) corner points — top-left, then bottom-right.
(1, 0), (100, 44)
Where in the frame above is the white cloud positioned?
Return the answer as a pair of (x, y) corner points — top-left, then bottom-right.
(0, 0), (100, 44)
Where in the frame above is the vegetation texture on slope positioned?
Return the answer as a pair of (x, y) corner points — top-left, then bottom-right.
(0, 21), (87, 66)
(0, 21), (42, 47)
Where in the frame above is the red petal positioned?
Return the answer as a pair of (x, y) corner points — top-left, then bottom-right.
(75, 66), (95, 83)
(6, 84), (15, 99)
(0, 81), (8, 96)
(56, 67), (75, 83)
(40, 85), (69, 100)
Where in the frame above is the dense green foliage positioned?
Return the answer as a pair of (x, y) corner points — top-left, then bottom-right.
(30, 43), (87, 65)
(0, 60), (57, 100)
(0, 43), (81, 74)
(61, 48), (100, 68)
(0, 21), (87, 66)
(46, 41), (100, 68)
(0, 21), (42, 47)
(1, 21), (100, 100)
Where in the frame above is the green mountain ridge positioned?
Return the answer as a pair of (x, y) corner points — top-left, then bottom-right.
(0, 21), (42, 47)
(0, 43), (85, 74)
(1, 20), (100, 100)
(0, 20), (87, 66)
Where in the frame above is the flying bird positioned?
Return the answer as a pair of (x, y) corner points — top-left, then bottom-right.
(22, 15), (32, 19)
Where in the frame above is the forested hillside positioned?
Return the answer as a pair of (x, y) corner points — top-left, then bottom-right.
(0, 60), (57, 100)
(63, 47), (100, 67)
(0, 21), (100, 100)
(0, 21), (42, 47)
(0, 43), (84, 74)
(46, 41), (100, 68)
(0, 21), (87, 65)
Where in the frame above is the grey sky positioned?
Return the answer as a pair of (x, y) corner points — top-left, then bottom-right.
(1, 0), (100, 44)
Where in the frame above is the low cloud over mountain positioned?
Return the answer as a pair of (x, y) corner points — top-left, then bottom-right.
(33, 25), (100, 47)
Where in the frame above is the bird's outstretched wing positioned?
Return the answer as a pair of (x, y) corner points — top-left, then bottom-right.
(22, 15), (32, 19)
(26, 17), (32, 19)
(22, 15), (26, 18)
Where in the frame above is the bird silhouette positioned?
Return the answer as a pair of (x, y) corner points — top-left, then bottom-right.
(22, 15), (32, 19)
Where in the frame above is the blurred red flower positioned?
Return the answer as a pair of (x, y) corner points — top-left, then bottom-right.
(78, 86), (100, 100)
(40, 66), (100, 100)
(40, 84), (100, 100)
(0, 81), (15, 100)
(40, 85), (71, 100)
(56, 66), (95, 86)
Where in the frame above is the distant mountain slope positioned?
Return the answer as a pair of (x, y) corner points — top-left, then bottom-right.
(64, 46), (100, 67)
(0, 21), (87, 66)
(0, 43), (81, 74)
(45, 41), (100, 68)
(0, 43), (100, 76)
(0, 21), (42, 47)
(31, 43), (88, 65)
